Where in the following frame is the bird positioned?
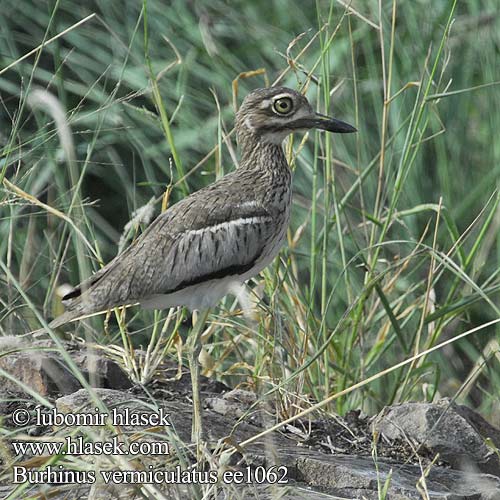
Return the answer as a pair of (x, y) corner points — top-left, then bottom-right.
(45, 86), (356, 448)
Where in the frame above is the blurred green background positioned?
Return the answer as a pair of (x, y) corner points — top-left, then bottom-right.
(1, 0), (499, 419)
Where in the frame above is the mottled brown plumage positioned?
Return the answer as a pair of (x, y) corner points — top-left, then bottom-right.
(50, 87), (355, 329)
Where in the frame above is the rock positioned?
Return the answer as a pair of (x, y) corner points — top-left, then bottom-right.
(0, 340), (132, 397)
(54, 387), (261, 445)
(206, 388), (258, 418)
(373, 399), (500, 476)
(72, 352), (132, 390)
(235, 444), (500, 499)
(0, 351), (81, 396)
(56, 388), (129, 413)
(452, 403), (500, 450)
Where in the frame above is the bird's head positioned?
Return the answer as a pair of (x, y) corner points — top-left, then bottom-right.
(236, 87), (356, 146)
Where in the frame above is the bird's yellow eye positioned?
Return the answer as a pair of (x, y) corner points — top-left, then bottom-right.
(273, 97), (293, 115)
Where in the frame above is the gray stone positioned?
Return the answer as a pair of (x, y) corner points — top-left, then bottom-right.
(0, 340), (132, 397)
(206, 388), (258, 418)
(0, 351), (81, 396)
(287, 452), (500, 499)
(72, 351), (133, 390)
(54, 387), (262, 444)
(373, 400), (500, 476)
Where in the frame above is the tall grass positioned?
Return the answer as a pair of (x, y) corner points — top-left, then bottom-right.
(1, 0), (500, 497)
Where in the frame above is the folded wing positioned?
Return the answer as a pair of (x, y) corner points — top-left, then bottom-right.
(58, 187), (275, 323)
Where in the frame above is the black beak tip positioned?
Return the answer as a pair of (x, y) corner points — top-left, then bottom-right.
(343, 123), (357, 134)
(332, 120), (357, 134)
(315, 114), (357, 134)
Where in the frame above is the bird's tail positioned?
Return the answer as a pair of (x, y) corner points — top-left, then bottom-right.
(49, 309), (85, 329)
(28, 302), (138, 337)
(27, 307), (85, 337)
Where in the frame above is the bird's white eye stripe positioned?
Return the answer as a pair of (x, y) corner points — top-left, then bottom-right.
(259, 99), (272, 109)
(272, 93), (294, 101)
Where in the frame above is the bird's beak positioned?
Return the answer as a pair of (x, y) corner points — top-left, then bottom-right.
(313, 112), (357, 133)
(310, 113), (358, 134)
(290, 113), (357, 134)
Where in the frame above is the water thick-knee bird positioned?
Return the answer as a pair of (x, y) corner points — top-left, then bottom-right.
(47, 86), (356, 447)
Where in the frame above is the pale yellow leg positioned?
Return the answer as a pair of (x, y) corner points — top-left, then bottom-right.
(186, 308), (210, 456)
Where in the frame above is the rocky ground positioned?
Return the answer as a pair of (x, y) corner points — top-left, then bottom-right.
(1, 337), (500, 499)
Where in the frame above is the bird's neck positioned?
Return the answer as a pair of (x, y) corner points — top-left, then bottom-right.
(238, 135), (289, 174)
(238, 135), (292, 213)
